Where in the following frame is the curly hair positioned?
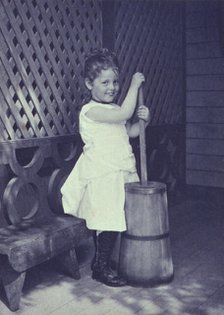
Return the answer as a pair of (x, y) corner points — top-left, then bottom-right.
(84, 48), (119, 82)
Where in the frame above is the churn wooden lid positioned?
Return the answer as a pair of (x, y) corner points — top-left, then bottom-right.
(125, 181), (166, 194)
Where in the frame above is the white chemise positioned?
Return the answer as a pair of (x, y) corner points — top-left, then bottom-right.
(61, 100), (139, 231)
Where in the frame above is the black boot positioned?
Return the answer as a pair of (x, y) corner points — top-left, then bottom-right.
(91, 230), (97, 271)
(91, 231), (116, 270)
(92, 231), (127, 287)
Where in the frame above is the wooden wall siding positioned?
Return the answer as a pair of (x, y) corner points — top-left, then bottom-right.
(114, 0), (184, 126)
(185, 0), (224, 188)
(0, 0), (102, 141)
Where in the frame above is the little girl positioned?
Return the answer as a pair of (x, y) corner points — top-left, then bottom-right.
(61, 48), (149, 287)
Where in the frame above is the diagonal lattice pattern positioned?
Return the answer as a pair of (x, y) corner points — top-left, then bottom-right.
(0, 0), (102, 141)
(114, 0), (184, 126)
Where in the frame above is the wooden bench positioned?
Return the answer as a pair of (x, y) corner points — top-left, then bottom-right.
(0, 215), (88, 311)
(0, 136), (89, 311)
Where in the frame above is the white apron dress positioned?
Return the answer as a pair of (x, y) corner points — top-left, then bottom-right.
(61, 100), (139, 231)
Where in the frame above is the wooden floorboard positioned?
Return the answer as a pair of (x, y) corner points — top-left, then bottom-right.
(0, 194), (224, 315)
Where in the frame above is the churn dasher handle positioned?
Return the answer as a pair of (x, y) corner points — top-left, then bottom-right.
(138, 86), (148, 185)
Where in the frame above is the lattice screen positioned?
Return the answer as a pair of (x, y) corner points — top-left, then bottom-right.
(0, 0), (102, 141)
(114, 0), (184, 125)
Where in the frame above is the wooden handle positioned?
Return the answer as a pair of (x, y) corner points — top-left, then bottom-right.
(138, 87), (148, 185)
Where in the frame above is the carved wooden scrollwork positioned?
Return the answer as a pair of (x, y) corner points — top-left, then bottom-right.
(52, 140), (79, 168)
(3, 178), (40, 224)
(48, 168), (67, 215)
(9, 147), (44, 178)
(0, 135), (81, 225)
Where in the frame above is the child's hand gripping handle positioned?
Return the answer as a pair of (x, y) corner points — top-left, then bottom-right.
(138, 86), (148, 185)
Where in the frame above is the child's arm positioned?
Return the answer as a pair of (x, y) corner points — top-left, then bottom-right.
(86, 73), (144, 123)
(126, 105), (150, 138)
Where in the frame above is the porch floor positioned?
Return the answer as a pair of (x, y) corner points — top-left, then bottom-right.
(1, 189), (224, 315)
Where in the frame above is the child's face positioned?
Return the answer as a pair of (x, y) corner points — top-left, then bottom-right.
(86, 67), (119, 103)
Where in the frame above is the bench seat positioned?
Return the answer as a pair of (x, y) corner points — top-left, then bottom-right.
(0, 215), (89, 311)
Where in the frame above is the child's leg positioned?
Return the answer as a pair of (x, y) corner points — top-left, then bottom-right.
(92, 231), (127, 287)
